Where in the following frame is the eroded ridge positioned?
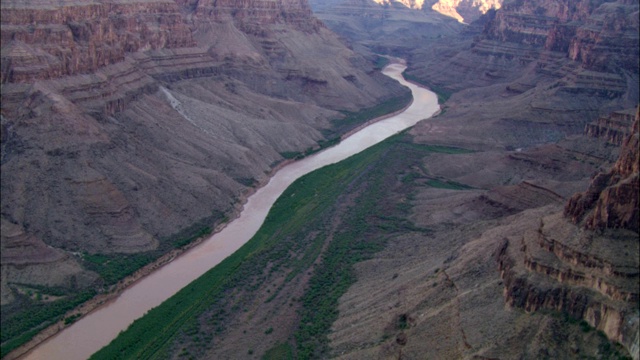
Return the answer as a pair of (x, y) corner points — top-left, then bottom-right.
(498, 112), (640, 360)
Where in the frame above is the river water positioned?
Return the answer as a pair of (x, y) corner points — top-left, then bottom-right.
(21, 61), (439, 360)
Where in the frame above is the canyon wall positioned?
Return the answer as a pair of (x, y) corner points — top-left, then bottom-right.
(311, 0), (638, 358)
(585, 108), (637, 146)
(565, 109), (639, 232)
(400, 0), (638, 151)
(495, 113), (639, 359)
(431, 0), (502, 23)
(483, 0), (639, 73)
(312, 0), (638, 143)
(0, 0), (407, 309)
(1, 0), (195, 82)
(415, 0), (639, 89)
(308, 0), (503, 51)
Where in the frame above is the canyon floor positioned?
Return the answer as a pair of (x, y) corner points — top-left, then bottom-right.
(135, 112), (636, 359)
(2, 0), (638, 359)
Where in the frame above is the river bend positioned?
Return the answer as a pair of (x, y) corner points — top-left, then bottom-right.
(21, 61), (439, 360)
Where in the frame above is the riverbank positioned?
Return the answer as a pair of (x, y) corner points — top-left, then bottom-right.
(90, 131), (451, 359)
(6, 61), (421, 360)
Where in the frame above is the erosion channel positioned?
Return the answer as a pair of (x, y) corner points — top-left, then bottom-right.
(20, 60), (439, 360)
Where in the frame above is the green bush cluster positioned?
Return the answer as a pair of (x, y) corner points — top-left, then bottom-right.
(0, 290), (96, 358)
(373, 56), (390, 70)
(263, 343), (293, 360)
(83, 253), (158, 286)
(331, 93), (412, 136)
(401, 72), (453, 104)
(0, 222), (217, 357)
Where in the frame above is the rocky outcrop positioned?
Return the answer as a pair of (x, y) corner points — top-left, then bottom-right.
(473, 181), (564, 215)
(1, 219), (67, 266)
(567, 1), (640, 73)
(481, 0), (639, 73)
(331, 0), (502, 23)
(585, 108), (637, 145)
(431, 0), (502, 23)
(0, 219), (99, 305)
(182, 0), (324, 34)
(1, 0), (196, 83)
(308, 0), (466, 56)
(315, 0), (638, 140)
(497, 211), (639, 360)
(565, 108), (639, 232)
(309, 0), (639, 358)
(396, 0), (638, 153)
(494, 112), (639, 359)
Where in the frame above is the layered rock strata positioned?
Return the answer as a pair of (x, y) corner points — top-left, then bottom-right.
(431, 0), (502, 23)
(1, 0), (196, 82)
(308, 0), (467, 55)
(404, 0), (638, 142)
(585, 108), (637, 146)
(483, 0), (639, 73)
(498, 116), (639, 359)
(497, 211), (639, 359)
(310, 0), (639, 358)
(323, 134), (630, 358)
(566, 111), (639, 232)
(0, 0), (407, 308)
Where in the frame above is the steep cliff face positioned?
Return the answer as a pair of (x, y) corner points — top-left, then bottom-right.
(565, 109), (639, 232)
(400, 0), (638, 151)
(431, 0), (502, 23)
(323, 0), (502, 23)
(185, 0), (323, 33)
(1, 0), (196, 83)
(585, 108), (637, 145)
(406, 1), (639, 356)
(308, 0), (469, 64)
(496, 217), (639, 359)
(492, 115), (640, 359)
(308, 0), (501, 50)
(311, 0), (638, 146)
(414, 0), (639, 88)
(484, 0), (639, 73)
(302, 0), (639, 359)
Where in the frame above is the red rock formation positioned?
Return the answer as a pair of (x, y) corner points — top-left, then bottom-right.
(407, 0), (637, 106)
(565, 107), (639, 231)
(585, 109), (637, 145)
(494, 107), (639, 359)
(484, 0), (639, 73)
(1, 1), (196, 83)
(430, 0), (502, 23)
(183, 0), (324, 34)
(497, 211), (639, 359)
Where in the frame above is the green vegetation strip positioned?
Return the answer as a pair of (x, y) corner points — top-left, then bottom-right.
(263, 343), (294, 360)
(1, 80), (420, 359)
(279, 92), (411, 162)
(89, 135), (394, 360)
(401, 71), (452, 105)
(0, 290), (96, 358)
(87, 134), (471, 359)
(331, 93), (412, 135)
(0, 220), (217, 358)
(426, 179), (473, 190)
(374, 56), (390, 70)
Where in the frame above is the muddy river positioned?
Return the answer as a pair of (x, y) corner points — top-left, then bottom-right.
(21, 60), (439, 360)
